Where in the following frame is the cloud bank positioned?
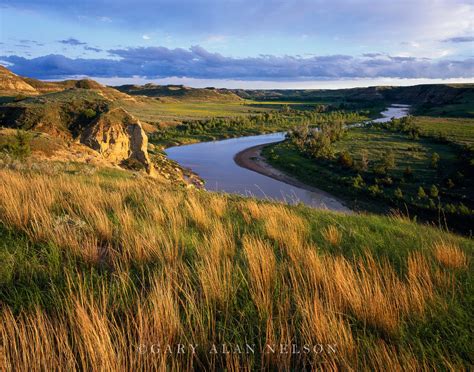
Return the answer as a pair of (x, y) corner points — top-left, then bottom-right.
(2, 46), (473, 81)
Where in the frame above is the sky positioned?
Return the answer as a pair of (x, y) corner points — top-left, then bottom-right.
(0, 0), (473, 88)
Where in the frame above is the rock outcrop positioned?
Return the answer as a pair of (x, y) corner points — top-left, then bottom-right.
(80, 108), (156, 176)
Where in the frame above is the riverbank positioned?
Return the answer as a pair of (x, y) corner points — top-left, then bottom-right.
(234, 142), (351, 212)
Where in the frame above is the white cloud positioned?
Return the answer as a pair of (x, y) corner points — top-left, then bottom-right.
(142, 34), (151, 40)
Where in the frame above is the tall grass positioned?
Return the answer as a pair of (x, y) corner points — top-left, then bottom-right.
(0, 168), (472, 370)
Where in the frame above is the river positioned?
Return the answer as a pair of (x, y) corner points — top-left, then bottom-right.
(165, 104), (410, 211)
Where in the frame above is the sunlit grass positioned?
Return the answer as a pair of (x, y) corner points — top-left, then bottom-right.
(0, 168), (472, 370)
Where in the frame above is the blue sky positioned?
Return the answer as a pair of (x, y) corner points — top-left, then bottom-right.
(0, 0), (473, 88)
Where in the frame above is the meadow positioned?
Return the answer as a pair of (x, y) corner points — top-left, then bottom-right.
(263, 117), (473, 233)
(0, 165), (472, 370)
(412, 116), (474, 146)
(121, 99), (326, 125)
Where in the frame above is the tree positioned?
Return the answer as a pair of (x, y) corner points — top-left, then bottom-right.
(339, 151), (353, 168)
(352, 174), (365, 189)
(4, 130), (32, 160)
(368, 184), (382, 196)
(394, 187), (403, 199)
(82, 108), (97, 120)
(430, 185), (439, 198)
(428, 198), (436, 210)
(417, 186), (427, 199)
(359, 149), (369, 171)
(430, 152), (440, 168)
(383, 150), (396, 170)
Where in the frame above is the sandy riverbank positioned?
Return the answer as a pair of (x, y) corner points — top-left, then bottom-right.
(234, 143), (351, 213)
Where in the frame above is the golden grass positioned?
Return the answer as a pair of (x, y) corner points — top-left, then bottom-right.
(243, 235), (276, 317)
(322, 225), (342, 246)
(433, 240), (468, 269)
(0, 168), (470, 370)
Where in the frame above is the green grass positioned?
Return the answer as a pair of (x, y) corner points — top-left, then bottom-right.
(263, 125), (473, 232)
(122, 99), (382, 125)
(122, 100), (273, 123)
(0, 167), (473, 369)
(413, 116), (474, 146)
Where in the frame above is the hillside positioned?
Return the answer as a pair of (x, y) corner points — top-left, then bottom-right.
(0, 66), (133, 102)
(0, 65), (38, 95)
(115, 83), (242, 102)
(0, 88), (156, 174)
(0, 167), (472, 370)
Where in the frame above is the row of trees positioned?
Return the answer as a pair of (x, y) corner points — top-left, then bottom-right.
(157, 110), (366, 139)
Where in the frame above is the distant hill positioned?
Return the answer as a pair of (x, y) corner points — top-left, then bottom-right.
(231, 84), (474, 117)
(115, 83), (242, 102)
(0, 66), (133, 102)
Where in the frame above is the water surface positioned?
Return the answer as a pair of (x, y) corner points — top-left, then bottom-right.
(165, 105), (410, 211)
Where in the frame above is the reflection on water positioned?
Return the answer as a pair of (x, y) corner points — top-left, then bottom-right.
(165, 104), (410, 211)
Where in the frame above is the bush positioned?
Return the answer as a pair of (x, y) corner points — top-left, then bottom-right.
(458, 203), (470, 215)
(373, 162), (387, 176)
(428, 199), (436, 210)
(82, 108), (97, 120)
(430, 185), (439, 198)
(417, 186), (427, 199)
(339, 151), (354, 168)
(352, 174), (365, 189)
(394, 187), (403, 199)
(359, 149), (369, 171)
(1, 130), (32, 160)
(368, 184), (382, 196)
(430, 152), (440, 168)
(383, 150), (396, 170)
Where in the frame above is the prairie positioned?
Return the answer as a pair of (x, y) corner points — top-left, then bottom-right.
(0, 166), (472, 370)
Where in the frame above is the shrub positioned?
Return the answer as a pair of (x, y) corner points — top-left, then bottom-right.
(444, 203), (457, 214)
(1, 130), (32, 160)
(430, 185), (439, 198)
(13, 94), (28, 102)
(352, 174), (365, 189)
(428, 199), (436, 210)
(373, 162), (387, 176)
(417, 186), (427, 199)
(368, 184), (382, 196)
(430, 152), (440, 168)
(383, 150), (396, 170)
(394, 187), (403, 199)
(359, 149), (369, 171)
(339, 150), (354, 168)
(458, 203), (470, 215)
(82, 108), (97, 120)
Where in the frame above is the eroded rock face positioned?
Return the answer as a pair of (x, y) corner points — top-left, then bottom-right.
(81, 108), (156, 176)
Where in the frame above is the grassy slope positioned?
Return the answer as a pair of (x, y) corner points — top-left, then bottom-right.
(413, 116), (474, 147)
(0, 167), (472, 370)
